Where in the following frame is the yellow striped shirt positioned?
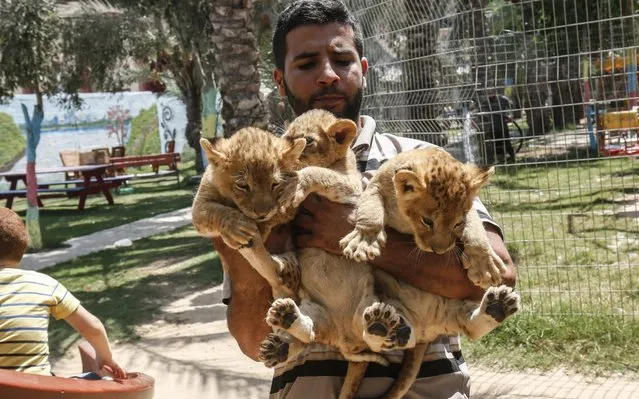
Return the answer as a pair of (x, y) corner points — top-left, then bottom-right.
(0, 268), (80, 375)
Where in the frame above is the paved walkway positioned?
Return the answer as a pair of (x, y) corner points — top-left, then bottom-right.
(21, 207), (193, 271)
(28, 208), (638, 398)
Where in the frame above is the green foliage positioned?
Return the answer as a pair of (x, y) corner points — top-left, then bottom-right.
(0, 112), (26, 169)
(0, 0), (62, 100)
(127, 106), (160, 156)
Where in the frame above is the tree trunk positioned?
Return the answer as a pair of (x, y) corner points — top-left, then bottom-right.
(22, 92), (44, 250)
(209, 0), (268, 137)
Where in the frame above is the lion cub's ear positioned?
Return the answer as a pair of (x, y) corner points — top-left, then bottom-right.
(327, 119), (358, 147)
(200, 137), (227, 167)
(467, 164), (494, 195)
(393, 169), (425, 198)
(279, 137), (306, 168)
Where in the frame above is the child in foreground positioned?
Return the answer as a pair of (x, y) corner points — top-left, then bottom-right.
(0, 207), (126, 379)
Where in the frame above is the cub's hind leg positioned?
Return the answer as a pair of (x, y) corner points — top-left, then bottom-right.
(266, 297), (335, 345)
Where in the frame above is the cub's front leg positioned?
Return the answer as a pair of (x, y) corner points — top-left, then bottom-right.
(192, 199), (259, 249)
(340, 183), (387, 262)
(460, 210), (508, 289)
(281, 166), (361, 212)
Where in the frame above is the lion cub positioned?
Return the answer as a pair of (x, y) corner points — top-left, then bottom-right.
(192, 127), (305, 297)
(339, 147), (520, 398)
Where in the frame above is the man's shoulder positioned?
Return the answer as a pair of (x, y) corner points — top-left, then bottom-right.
(371, 132), (440, 161)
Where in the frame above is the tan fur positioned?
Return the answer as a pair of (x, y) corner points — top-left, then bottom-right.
(340, 147), (521, 399)
(247, 111), (412, 399)
(191, 127), (305, 295)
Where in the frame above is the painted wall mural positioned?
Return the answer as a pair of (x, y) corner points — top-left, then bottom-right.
(0, 92), (190, 186)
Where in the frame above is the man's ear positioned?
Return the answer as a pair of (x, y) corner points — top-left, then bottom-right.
(200, 137), (227, 167)
(280, 137), (305, 167)
(327, 119), (358, 147)
(274, 69), (286, 96)
(393, 169), (424, 197)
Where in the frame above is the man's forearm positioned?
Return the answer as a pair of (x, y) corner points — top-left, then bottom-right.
(369, 223), (515, 301)
(213, 237), (273, 361)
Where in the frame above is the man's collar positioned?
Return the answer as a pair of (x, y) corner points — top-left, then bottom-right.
(352, 115), (376, 153)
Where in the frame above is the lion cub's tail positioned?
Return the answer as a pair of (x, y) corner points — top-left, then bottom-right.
(338, 352), (389, 399)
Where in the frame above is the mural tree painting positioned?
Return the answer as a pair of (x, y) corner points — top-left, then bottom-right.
(0, 1), (62, 248)
(0, 0), (146, 248)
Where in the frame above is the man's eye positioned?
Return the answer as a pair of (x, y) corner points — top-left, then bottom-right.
(335, 59), (352, 67)
(299, 63), (315, 70)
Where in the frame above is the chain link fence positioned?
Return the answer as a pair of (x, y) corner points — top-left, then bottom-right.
(348, 0), (638, 321)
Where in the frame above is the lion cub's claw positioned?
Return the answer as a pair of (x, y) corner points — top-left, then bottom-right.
(220, 214), (259, 249)
(340, 228), (387, 262)
(463, 246), (506, 289)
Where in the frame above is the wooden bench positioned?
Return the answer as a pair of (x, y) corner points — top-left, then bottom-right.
(1, 176), (129, 210)
(109, 153), (181, 184)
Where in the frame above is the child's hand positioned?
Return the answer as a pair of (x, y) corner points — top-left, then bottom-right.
(97, 356), (127, 379)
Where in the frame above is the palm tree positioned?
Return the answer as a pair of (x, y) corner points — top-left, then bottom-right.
(209, 0), (268, 137)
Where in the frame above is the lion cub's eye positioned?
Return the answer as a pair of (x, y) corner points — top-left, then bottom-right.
(271, 181), (281, 191)
(454, 221), (465, 230)
(235, 183), (250, 192)
(421, 217), (434, 229)
(305, 136), (315, 145)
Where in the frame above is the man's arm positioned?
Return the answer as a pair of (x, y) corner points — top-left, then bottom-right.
(295, 195), (516, 301)
(215, 224), (291, 361)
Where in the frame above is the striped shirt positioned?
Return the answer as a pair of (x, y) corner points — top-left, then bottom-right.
(223, 115), (502, 398)
(0, 268), (80, 375)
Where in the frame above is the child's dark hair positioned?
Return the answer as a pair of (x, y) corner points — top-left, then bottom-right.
(0, 208), (28, 265)
(272, 0), (364, 70)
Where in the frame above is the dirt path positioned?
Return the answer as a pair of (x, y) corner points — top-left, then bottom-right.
(51, 283), (639, 399)
(51, 285), (272, 399)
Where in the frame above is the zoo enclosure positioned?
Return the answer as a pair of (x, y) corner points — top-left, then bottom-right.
(348, 0), (638, 321)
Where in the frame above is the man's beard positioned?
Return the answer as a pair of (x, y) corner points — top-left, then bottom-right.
(283, 80), (363, 123)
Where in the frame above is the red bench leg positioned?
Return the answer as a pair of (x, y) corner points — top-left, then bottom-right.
(78, 194), (87, 210)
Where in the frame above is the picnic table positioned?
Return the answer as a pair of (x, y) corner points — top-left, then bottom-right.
(0, 164), (128, 210)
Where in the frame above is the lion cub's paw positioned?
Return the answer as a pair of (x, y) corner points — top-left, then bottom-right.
(383, 315), (414, 350)
(220, 212), (259, 249)
(340, 227), (387, 262)
(363, 302), (401, 338)
(480, 285), (520, 323)
(266, 298), (299, 330)
(258, 333), (290, 368)
(463, 245), (507, 289)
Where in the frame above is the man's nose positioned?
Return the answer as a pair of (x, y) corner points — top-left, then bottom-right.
(318, 61), (339, 85)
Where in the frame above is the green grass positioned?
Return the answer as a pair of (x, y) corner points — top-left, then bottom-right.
(46, 226), (222, 358)
(0, 112), (26, 170)
(472, 156), (639, 375)
(465, 314), (639, 375)
(11, 161), (199, 250)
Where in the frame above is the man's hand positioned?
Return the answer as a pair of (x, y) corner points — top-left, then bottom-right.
(294, 194), (355, 254)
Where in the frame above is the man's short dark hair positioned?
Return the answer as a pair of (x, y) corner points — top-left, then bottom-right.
(273, 0), (364, 70)
(0, 208), (28, 265)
